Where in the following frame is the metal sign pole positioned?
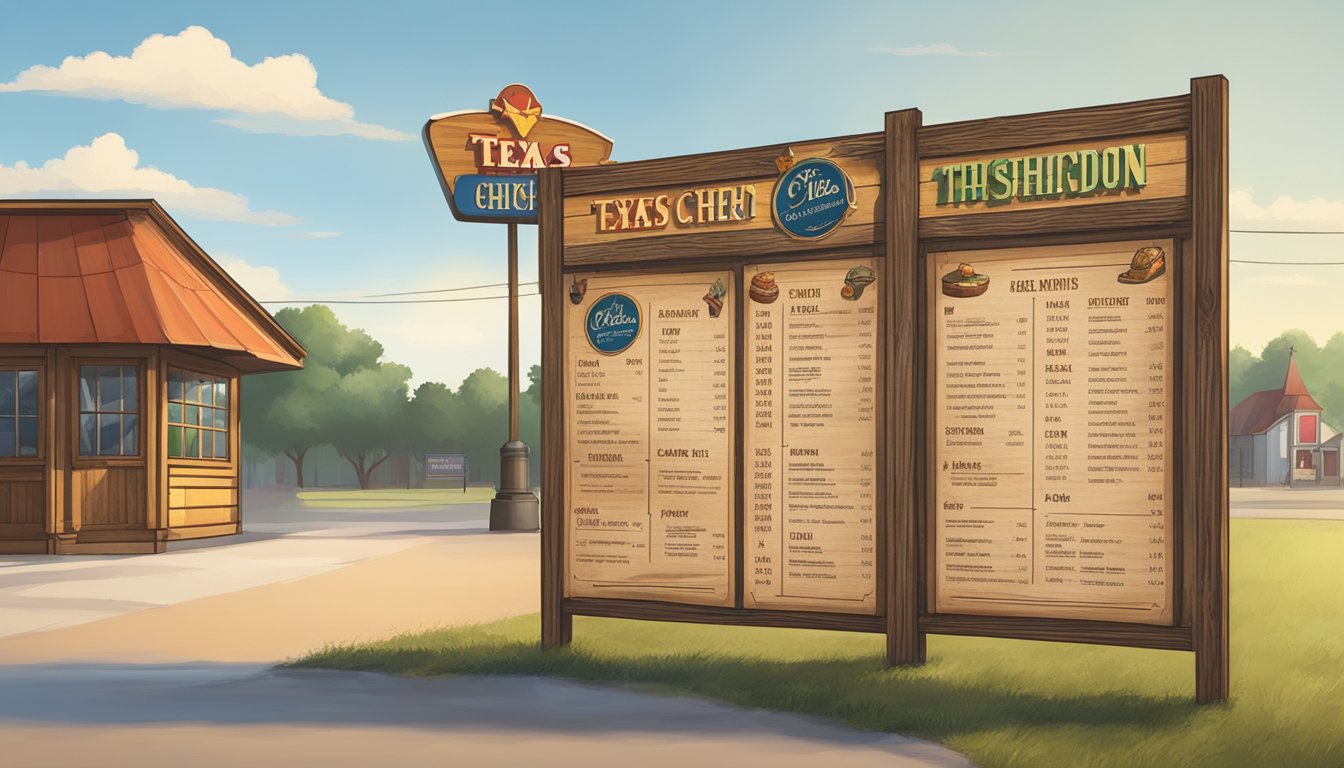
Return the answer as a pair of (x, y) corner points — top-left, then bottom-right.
(489, 222), (540, 531)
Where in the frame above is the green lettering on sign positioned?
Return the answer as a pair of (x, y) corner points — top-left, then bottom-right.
(933, 143), (1147, 208)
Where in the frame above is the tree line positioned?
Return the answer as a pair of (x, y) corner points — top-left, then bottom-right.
(242, 305), (539, 489)
(245, 307), (1342, 490)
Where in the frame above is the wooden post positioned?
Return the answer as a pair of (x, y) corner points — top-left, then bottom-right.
(488, 221), (539, 532)
(539, 168), (572, 648)
(885, 107), (924, 665)
(508, 222), (521, 443)
(1190, 74), (1230, 703)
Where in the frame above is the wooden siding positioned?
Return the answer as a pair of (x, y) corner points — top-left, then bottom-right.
(0, 474), (44, 527)
(167, 464), (239, 529)
(74, 466), (147, 528)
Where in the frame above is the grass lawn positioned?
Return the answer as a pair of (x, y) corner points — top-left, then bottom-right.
(292, 518), (1344, 767)
(293, 486), (498, 509)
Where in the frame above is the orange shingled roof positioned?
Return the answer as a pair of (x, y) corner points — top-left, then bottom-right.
(0, 200), (305, 372)
(1229, 354), (1323, 436)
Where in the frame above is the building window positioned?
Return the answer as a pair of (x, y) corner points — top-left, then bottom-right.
(0, 369), (40, 458)
(79, 365), (139, 456)
(167, 370), (229, 460)
(1299, 414), (1318, 444)
(1296, 449), (1315, 471)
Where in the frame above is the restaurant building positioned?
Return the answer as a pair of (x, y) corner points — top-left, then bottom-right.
(0, 200), (305, 554)
(1229, 352), (1339, 487)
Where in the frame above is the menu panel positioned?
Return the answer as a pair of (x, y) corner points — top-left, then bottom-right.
(743, 259), (880, 614)
(933, 240), (1174, 624)
(564, 271), (735, 606)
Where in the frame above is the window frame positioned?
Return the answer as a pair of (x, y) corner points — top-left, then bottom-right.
(165, 367), (232, 462)
(0, 364), (44, 461)
(75, 362), (144, 460)
(1299, 414), (1318, 445)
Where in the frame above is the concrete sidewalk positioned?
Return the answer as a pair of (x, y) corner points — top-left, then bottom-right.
(1230, 486), (1344, 520)
(0, 665), (973, 768)
(0, 528), (539, 663)
(0, 492), (974, 767)
(0, 495), (495, 643)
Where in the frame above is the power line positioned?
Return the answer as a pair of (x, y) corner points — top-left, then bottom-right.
(1231, 260), (1344, 266)
(1232, 229), (1344, 235)
(364, 281), (539, 298)
(259, 292), (540, 305)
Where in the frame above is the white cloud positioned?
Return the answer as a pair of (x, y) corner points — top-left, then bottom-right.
(0, 26), (411, 141)
(1231, 187), (1344, 229)
(300, 231), (342, 240)
(870, 43), (1005, 57)
(0, 132), (299, 225)
(217, 256), (293, 300)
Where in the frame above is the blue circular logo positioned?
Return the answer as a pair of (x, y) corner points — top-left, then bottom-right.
(585, 293), (641, 355)
(772, 158), (857, 240)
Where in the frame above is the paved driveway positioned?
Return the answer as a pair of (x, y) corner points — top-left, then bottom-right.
(0, 491), (973, 768)
(1231, 486), (1344, 520)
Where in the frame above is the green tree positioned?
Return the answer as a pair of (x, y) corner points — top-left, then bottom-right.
(1229, 345), (1256, 408)
(242, 307), (355, 487)
(454, 368), (509, 484)
(405, 381), (464, 460)
(327, 362), (413, 489)
(522, 364), (542, 486)
(242, 305), (410, 488)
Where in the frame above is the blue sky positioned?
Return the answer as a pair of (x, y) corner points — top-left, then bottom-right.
(2, 0), (1342, 387)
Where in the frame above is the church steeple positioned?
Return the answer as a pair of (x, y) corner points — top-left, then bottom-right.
(1283, 347), (1311, 397)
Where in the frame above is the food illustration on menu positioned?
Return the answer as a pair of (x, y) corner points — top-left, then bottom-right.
(941, 262), (991, 298)
(565, 272), (735, 606)
(744, 259), (879, 614)
(933, 240), (1174, 624)
(1117, 246), (1166, 285)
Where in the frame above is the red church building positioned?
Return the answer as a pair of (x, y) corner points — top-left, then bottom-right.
(1229, 352), (1339, 487)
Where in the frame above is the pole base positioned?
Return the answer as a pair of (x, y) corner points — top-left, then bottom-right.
(490, 493), (539, 532)
(491, 440), (539, 531)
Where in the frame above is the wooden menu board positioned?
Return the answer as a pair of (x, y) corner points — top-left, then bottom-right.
(931, 240), (1175, 624)
(564, 270), (735, 606)
(541, 76), (1228, 703)
(743, 259), (880, 614)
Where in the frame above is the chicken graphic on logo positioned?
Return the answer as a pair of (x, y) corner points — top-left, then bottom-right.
(490, 84), (543, 139)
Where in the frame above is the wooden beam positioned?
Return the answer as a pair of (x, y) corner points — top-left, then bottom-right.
(1190, 74), (1230, 704)
(918, 94), (1191, 158)
(564, 133), (882, 195)
(567, 597), (885, 634)
(885, 107), (923, 666)
(922, 615), (1194, 651)
(539, 168), (572, 649)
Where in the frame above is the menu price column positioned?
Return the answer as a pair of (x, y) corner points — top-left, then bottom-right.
(744, 259), (879, 615)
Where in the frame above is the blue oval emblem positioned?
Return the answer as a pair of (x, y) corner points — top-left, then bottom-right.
(585, 293), (641, 354)
(772, 158), (857, 240)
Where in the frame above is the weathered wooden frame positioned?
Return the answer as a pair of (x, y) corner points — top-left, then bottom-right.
(539, 76), (1228, 703)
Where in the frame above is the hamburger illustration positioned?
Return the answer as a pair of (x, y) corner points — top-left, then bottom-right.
(941, 262), (990, 298)
(703, 278), (727, 317)
(749, 271), (779, 304)
(1118, 246), (1166, 285)
(841, 265), (876, 301)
